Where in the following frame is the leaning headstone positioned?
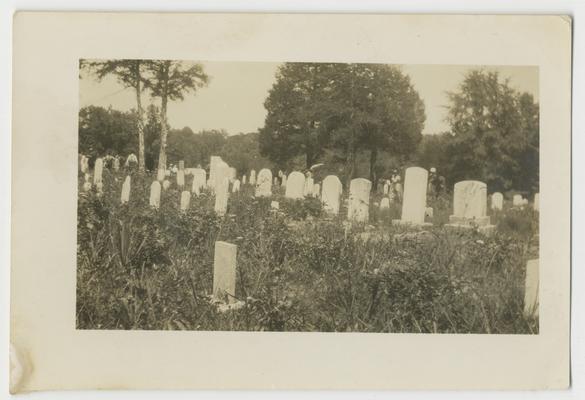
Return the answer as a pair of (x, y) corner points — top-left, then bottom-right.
(214, 177), (229, 216)
(447, 180), (493, 233)
(491, 192), (504, 211)
(120, 176), (131, 204)
(380, 197), (390, 210)
(149, 181), (161, 208)
(93, 158), (104, 185)
(322, 175), (343, 215)
(303, 177), (314, 197)
(162, 180), (171, 191)
(313, 183), (321, 198)
(191, 168), (207, 195)
(512, 194), (523, 207)
(176, 170), (185, 188)
(232, 179), (241, 193)
(534, 193), (540, 211)
(213, 241), (237, 303)
(249, 170), (256, 185)
(285, 171), (305, 199)
(347, 178), (372, 223)
(392, 167), (429, 226)
(524, 259), (539, 318)
(180, 191), (191, 211)
(156, 168), (165, 182)
(255, 168), (272, 197)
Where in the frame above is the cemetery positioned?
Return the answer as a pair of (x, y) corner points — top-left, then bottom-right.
(76, 60), (539, 333)
(76, 154), (539, 333)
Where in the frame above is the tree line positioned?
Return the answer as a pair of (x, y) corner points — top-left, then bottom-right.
(80, 60), (539, 194)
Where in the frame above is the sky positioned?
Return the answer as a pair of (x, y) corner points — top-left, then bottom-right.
(79, 62), (538, 136)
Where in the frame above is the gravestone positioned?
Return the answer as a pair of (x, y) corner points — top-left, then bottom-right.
(271, 201), (280, 210)
(447, 180), (493, 233)
(82, 173), (92, 192)
(156, 168), (166, 182)
(392, 167), (429, 226)
(96, 182), (103, 194)
(281, 174), (287, 187)
(322, 175), (343, 215)
(162, 180), (171, 191)
(208, 156), (223, 188)
(524, 259), (539, 318)
(242, 175), (247, 185)
(534, 193), (539, 211)
(313, 183), (321, 198)
(304, 177), (314, 197)
(149, 181), (161, 208)
(79, 155), (88, 173)
(491, 192), (503, 211)
(380, 197), (390, 210)
(255, 168), (272, 197)
(383, 182), (389, 195)
(180, 191), (191, 211)
(178, 160), (185, 171)
(347, 178), (372, 223)
(191, 168), (207, 195)
(249, 170), (256, 185)
(285, 171), (305, 199)
(213, 241), (237, 303)
(232, 179), (241, 193)
(214, 176), (229, 216)
(228, 167), (237, 182)
(93, 158), (104, 185)
(113, 157), (120, 171)
(120, 176), (131, 204)
(274, 177), (279, 186)
(512, 194), (523, 207)
(176, 170), (185, 188)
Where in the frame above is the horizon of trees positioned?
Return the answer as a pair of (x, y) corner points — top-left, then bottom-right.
(79, 64), (539, 194)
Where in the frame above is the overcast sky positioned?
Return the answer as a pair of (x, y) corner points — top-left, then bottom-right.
(79, 62), (538, 136)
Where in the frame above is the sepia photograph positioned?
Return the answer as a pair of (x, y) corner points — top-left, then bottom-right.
(76, 59), (540, 334)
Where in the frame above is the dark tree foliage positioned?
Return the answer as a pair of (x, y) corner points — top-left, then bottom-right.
(78, 106), (138, 160)
(445, 70), (539, 193)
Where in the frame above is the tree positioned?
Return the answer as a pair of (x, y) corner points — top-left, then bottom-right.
(445, 70), (539, 192)
(259, 63), (338, 169)
(78, 106), (137, 159)
(83, 59), (148, 171)
(220, 132), (274, 174)
(144, 60), (209, 170)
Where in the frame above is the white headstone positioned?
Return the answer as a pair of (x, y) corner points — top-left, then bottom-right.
(242, 175), (247, 185)
(534, 193), (539, 211)
(156, 168), (165, 182)
(191, 168), (207, 195)
(162, 180), (171, 190)
(304, 177), (314, 197)
(399, 167), (428, 225)
(512, 194), (523, 207)
(285, 171), (305, 199)
(281, 175), (287, 187)
(113, 157), (120, 171)
(491, 192), (504, 211)
(178, 160), (185, 170)
(274, 177), (279, 186)
(347, 178), (371, 222)
(149, 181), (161, 208)
(232, 179), (241, 193)
(249, 170), (256, 185)
(380, 197), (390, 210)
(228, 167), (237, 182)
(322, 175), (343, 215)
(524, 259), (539, 318)
(120, 176), (131, 204)
(208, 156), (223, 188)
(93, 158), (103, 185)
(213, 241), (237, 303)
(180, 191), (191, 211)
(255, 168), (272, 197)
(176, 170), (185, 188)
(447, 180), (491, 228)
(214, 177), (229, 216)
(383, 182), (389, 195)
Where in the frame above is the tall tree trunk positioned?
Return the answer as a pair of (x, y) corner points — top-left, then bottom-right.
(157, 95), (168, 171)
(135, 72), (145, 172)
(369, 147), (378, 189)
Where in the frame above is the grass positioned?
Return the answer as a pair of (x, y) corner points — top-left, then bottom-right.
(76, 168), (539, 333)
